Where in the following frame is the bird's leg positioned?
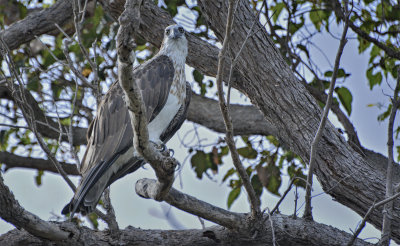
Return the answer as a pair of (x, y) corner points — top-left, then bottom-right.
(149, 140), (168, 154)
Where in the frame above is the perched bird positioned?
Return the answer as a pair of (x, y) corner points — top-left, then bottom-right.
(62, 24), (190, 215)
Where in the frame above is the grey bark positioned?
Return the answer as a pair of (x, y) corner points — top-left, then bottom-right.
(0, 0), (398, 244)
(0, 151), (79, 175)
(0, 85), (87, 146)
(197, 0), (400, 242)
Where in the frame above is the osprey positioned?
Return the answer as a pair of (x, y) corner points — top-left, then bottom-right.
(62, 24), (190, 215)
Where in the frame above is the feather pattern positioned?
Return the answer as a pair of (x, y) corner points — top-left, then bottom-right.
(62, 24), (190, 215)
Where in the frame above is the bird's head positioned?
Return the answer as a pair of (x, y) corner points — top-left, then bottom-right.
(159, 24), (188, 65)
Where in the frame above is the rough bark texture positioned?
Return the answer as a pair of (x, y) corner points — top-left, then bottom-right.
(0, 0), (74, 51)
(197, 0), (400, 242)
(0, 215), (371, 246)
(0, 151), (79, 175)
(0, 85), (87, 146)
(0, 0), (398, 244)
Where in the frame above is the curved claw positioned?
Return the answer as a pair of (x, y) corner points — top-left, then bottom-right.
(168, 148), (175, 157)
(149, 140), (167, 153)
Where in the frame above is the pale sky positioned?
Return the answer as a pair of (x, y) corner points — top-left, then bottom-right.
(1, 2), (398, 245)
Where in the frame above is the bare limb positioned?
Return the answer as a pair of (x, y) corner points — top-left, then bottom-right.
(0, 172), (69, 241)
(303, 1), (350, 221)
(348, 191), (400, 246)
(216, 0), (260, 218)
(117, 0), (177, 201)
(0, 36), (77, 192)
(72, 0), (100, 102)
(379, 67), (400, 245)
(102, 188), (119, 236)
(0, 151), (79, 175)
(135, 178), (245, 230)
(270, 177), (295, 215)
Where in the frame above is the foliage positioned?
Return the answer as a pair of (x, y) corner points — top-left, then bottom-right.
(0, 0), (399, 222)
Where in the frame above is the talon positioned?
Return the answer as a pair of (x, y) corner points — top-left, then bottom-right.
(150, 140), (166, 152)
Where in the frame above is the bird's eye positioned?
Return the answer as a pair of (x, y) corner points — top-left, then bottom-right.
(178, 27), (184, 33)
(166, 29), (170, 35)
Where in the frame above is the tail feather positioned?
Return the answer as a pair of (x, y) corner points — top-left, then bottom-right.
(61, 156), (144, 216)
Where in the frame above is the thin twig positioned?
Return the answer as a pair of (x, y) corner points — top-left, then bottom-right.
(101, 188), (119, 235)
(303, 1), (350, 220)
(215, 0), (260, 217)
(348, 191), (400, 246)
(72, 0), (100, 102)
(266, 208), (276, 246)
(379, 66), (400, 245)
(0, 36), (77, 192)
(270, 177), (295, 215)
(293, 186), (298, 218)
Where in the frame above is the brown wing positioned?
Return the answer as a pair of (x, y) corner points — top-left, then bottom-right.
(80, 55), (174, 175)
(62, 55), (175, 215)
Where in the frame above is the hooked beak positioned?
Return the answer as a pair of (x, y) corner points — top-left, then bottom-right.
(171, 28), (183, 39)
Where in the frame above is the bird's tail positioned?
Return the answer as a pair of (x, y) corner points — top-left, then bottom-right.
(61, 158), (144, 216)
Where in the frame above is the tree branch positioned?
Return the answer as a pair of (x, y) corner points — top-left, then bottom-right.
(117, 0), (176, 201)
(215, 0), (260, 218)
(0, 151), (79, 175)
(303, 1), (350, 220)
(379, 67), (400, 245)
(0, 173), (69, 241)
(0, 85), (87, 146)
(329, 0), (400, 60)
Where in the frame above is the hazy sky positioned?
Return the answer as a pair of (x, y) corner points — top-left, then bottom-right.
(1, 2), (398, 245)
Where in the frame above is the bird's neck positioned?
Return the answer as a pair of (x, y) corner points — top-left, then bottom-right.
(159, 41), (188, 68)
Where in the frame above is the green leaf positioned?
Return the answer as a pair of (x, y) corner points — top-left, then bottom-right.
(191, 150), (211, 179)
(324, 68), (350, 78)
(88, 212), (99, 229)
(287, 164), (307, 188)
(266, 135), (279, 146)
(35, 170), (44, 186)
(222, 168), (236, 182)
(378, 104), (392, 121)
(366, 67), (383, 90)
(358, 37), (371, 53)
(51, 81), (63, 99)
(227, 186), (241, 209)
(27, 77), (40, 92)
(193, 69), (204, 83)
(251, 175), (263, 197)
(335, 87), (353, 115)
(237, 146), (258, 159)
(309, 8), (329, 31)
(272, 3), (285, 22)
(297, 44), (309, 58)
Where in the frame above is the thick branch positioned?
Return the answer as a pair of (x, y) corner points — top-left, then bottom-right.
(0, 85), (87, 146)
(197, 0), (400, 242)
(0, 151), (79, 175)
(188, 94), (275, 136)
(0, 173), (69, 240)
(136, 178), (245, 230)
(0, 0), (74, 51)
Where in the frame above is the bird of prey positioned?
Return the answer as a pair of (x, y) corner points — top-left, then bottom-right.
(62, 24), (190, 215)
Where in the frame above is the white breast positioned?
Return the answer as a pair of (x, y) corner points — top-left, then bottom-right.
(147, 93), (181, 142)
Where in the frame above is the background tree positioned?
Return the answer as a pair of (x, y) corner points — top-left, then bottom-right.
(0, 0), (400, 245)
